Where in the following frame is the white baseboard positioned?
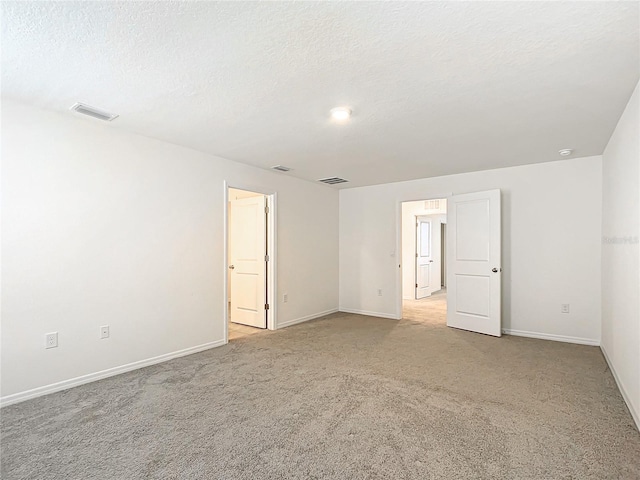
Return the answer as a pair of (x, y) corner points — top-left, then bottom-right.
(0, 340), (226, 408)
(502, 329), (599, 346)
(339, 308), (399, 320)
(600, 345), (640, 431)
(277, 308), (339, 329)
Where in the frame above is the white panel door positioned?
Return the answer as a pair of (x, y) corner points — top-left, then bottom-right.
(229, 195), (267, 328)
(447, 190), (501, 336)
(415, 216), (434, 299)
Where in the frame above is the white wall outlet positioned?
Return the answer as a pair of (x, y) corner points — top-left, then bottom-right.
(283, 293), (288, 303)
(100, 325), (110, 339)
(561, 304), (570, 314)
(378, 289), (383, 296)
(45, 332), (58, 349)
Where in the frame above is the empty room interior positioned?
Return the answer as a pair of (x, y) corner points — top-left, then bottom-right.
(1, 2), (639, 479)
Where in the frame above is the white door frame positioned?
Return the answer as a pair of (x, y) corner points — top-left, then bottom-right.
(223, 181), (277, 343)
(396, 195), (452, 320)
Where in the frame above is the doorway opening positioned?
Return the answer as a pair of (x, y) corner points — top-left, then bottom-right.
(225, 185), (276, 342)
(400, 198), (447, 325)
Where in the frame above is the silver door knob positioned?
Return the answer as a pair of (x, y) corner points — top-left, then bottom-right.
(492, 267), (501, 273)
(429, 260), (434, 263)
(229, 265), (235, 270)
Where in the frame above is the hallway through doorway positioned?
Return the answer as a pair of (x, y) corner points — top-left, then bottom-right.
(402, 288), (447, 326)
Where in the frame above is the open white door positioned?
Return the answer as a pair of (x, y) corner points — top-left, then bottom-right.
(229, 195), (267, 329)
(415, 216), (434, 299)
(447, 190), (501, 337)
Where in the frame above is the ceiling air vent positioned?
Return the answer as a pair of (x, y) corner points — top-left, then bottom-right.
(425, 199), (440, 210)
(318, 177), (349, 185)
(271, 165), (292, 172)
(70, 103), (119, 121)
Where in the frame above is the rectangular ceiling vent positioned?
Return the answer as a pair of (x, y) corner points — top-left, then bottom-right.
(70, 103), (119, 121)
(425, 199), (440, 210)
(318, 177), (349, 185)
(271, 165), (292, 172)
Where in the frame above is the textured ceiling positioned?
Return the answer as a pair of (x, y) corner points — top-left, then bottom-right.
(2, 1), (639, 188)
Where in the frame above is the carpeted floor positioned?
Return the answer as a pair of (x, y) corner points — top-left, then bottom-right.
(2, 295), (639, 479)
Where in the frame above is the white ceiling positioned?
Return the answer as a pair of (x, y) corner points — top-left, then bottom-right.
(2, 1), (639, 188)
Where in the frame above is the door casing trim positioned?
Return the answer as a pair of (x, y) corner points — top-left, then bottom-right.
(223, 181), (277, 343)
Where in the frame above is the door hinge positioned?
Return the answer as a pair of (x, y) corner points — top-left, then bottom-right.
(265, 254), (269, 262)
(416, 283), (418, 288)
(265, 303), (270, 310)
(416, 253), (418, 258)
(265, 206), (269, 214)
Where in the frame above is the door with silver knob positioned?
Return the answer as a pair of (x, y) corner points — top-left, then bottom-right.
(447, 189), (502, 337)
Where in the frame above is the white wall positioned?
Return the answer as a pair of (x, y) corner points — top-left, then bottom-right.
(340, 156), (603, 343)
(1, 100), (339, 403)
(401, 200), (446, 299)
(601, 80), (640, 429)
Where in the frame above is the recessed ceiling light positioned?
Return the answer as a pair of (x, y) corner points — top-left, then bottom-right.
(558, 149), (573, 156)
(330, 107), (352, 121)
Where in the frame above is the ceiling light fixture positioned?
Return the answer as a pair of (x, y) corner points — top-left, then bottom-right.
(558, 149), (573, 156)
(330, 107), (352, 121)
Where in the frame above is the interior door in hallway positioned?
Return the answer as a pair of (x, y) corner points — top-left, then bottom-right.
(229, 195), (267, 328)
(447, 189), (501, 337)
(415, 216), (434, 299)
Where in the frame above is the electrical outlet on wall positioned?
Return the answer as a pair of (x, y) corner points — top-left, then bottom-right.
(378, 289), (383, 296)
(561, 304), (570, 314)
(45, 332), (58, 349)
(100, 325), (110, 339)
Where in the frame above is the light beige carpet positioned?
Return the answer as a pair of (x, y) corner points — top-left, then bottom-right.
(2, 295), (639, 479)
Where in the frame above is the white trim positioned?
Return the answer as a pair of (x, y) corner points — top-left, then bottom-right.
(396, 199), (403, 319)
(277, 309), (339, 329)
(502, 329), (599, 346)
(0, 340), (226, 408)
(600, 345), (640, 431)
(339, 308), (400, 320)
(268, 193), (278, 331)
(224, 182), (230, 342)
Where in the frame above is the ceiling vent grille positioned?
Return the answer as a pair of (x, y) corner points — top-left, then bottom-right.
(271, 165), (292, 172)
(318, 177), (349, 185)
(425, 199), (440, 210)
(70, 103), (119, 121)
